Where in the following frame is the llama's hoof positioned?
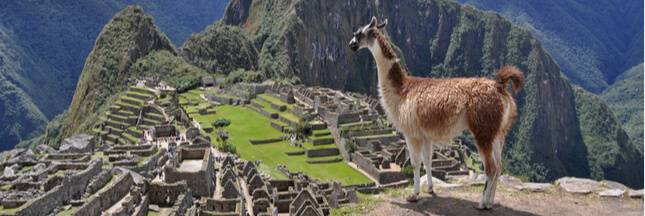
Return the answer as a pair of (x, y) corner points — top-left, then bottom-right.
(473, 203), (492, 210)
(406, 196), (419, 203)
(425, 187), (434, 194)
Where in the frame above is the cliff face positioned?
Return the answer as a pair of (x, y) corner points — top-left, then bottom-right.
(209, 0), (641, 187)
(61, 5), (174, 139)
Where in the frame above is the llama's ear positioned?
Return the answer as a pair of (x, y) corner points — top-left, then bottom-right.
(368, 16), (377, 28)
(376, 19), (388, 29)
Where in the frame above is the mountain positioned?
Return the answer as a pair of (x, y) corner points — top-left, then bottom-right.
(601, 63), (644, 153)
(31, 0), (642, 188)
(0, 22), (50, 151)
(59, 5), (175, 140)
(453, 0), (644, 94)
(183, 0), (641, 187)
(0, 0), (230, 148)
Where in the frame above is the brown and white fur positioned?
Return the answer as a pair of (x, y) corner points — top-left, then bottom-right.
(349, 17), (524, 210)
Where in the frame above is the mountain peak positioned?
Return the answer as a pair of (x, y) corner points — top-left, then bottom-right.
(61, 5), (174, 139)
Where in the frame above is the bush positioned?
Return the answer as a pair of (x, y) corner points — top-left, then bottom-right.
(345, 140), (357, 154)
(401, 165), (426, 179)
(219, 140), (237, 154)
(212, 118), (232, 128)
(220, 69), (264, 87)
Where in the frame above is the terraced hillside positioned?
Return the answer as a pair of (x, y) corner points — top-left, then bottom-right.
(178, 88), (372, 185)
(94, 86), (166, 146)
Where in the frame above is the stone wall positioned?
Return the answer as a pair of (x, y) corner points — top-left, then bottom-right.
(164, 148), (214, 197)
(124, 148), (166, 177)
(236, 83), (272, 94)
(16, 159), (102, 216)
(248, 138), (283, 145)
(354, 134), (400, 146)
(73, 172), (134, 216)
(305, 148), (339, 158)
(133, 194), (150, 216)
(246, 105), (279, 119)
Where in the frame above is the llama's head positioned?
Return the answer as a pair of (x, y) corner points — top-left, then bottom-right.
(349, 16), (387, 52)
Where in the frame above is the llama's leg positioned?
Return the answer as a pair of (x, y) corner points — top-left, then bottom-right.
(473, 138), (496, 210)
(406, 137), (423, 202)
(421, 138), (434, 194)
(486, 136), (504, 208)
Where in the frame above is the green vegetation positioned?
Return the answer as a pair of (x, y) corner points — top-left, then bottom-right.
(573, 86), (643, 188)
(221, 69), (265, 87)
(186, 103), (371, 185)
(182, 24), (259, 75)
(330, 192), (385, 216)
(601, 63), (644, 153)
(212, 118), (232, 128)
(57, 206), (78, 216)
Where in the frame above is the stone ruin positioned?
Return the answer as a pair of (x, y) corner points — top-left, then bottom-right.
(164, 147), (215, 198)
(149, 125), (179, 139)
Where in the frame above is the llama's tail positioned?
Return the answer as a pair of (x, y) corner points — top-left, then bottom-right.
(496, 66), (525, 95)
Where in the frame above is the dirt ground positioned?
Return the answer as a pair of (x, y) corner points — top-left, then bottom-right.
(364, 185), (644, 216)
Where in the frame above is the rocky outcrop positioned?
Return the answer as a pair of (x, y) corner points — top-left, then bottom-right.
(59, 134), (95, 154)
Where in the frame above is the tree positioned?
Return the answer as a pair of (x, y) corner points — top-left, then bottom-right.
(212, 118), (231, 128)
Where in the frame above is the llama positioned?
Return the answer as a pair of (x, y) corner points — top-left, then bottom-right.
(349, 17), (524, 210)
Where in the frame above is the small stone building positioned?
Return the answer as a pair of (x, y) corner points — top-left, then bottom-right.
(202, 77), (215, 88)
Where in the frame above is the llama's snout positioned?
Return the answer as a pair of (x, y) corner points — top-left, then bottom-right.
(349, 38), (359, 51)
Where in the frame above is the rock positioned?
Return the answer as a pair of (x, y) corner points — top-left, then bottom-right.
(468, 172), (479, 181)
(499, 175), (523, 186)
(515, 183), (553, 192)
(598, 189), (625, 197)
(600, 180), (629, 190)
(9, 164), (22, 173)
(30, 163), (47, 173)
(420, 174), (445, 187)
(555, 177), (599, 194)
(3, 168), (14, 177)
(476, 174), (487, 181)
(62, 204), (72, 211)
(149, 204), (160, 212)
(185, 127), (201, 140)
(0, 149), (26, 163)
(36, 145), (57, 154)
(59, 134), (95, 154)
(8, 150), (38, 165)
(628, 189), (644, 198)
(436, 183), (464, 189)
(466, 181), (485, 187)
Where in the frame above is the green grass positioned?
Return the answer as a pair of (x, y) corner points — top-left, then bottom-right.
(330, 192), (386, 216)
(19, 165), (34, 173)
(127, 90), (154, 99)
(138, 148), (161, 166)
(190, 105), (372, 185)
(122, 132), (138, 144)
(355, 133), (397, 139)
(257, 164), (289, 180)
(91, 175), (115, 196)
(339, 120), (374, 128)
(467, 157), (482, 173)
(257, 94), (288, 106)
(313, 134), (333, 140)
(0, 205), (20, 214)
(301, 142), (337, 150)
(312, 128), (331, 136)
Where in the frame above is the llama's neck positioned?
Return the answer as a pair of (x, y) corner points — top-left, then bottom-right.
(367, 31), (406, 106)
